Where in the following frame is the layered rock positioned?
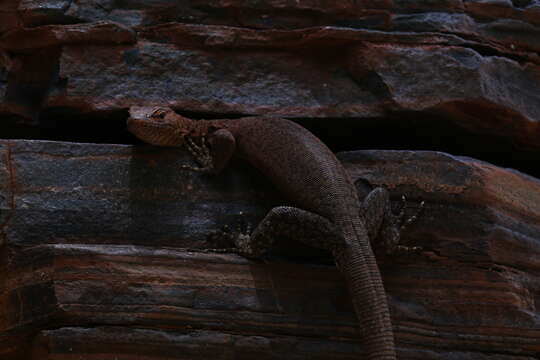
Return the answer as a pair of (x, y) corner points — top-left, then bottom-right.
(1, 1), (540, 359)
(1, 140), (539, 359)
(0, 0), (539, 151)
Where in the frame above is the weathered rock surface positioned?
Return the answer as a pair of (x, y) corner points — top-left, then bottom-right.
(0, 21), (136, 51)
(1, 1), (540, 359)
(1, 140), (539, 359)
(0, 0), (539, 152)
(0, 20), (136, 119)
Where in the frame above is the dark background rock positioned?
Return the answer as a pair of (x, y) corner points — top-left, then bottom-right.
(1, 1), (540, 359)
(0, 0), (539, 177)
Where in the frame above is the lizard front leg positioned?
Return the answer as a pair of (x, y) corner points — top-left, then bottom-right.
(183, 129), (236, 174)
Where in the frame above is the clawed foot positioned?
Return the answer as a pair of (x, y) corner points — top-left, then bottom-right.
(181, 136), (215, 173)
(207, 224), (236, 250)
(396, 196), (425, 233)
(385, 196), (425, 256)
(232, 212), (262, 257)
(206, 212), (258, 257)
(395, 244), (423, 254)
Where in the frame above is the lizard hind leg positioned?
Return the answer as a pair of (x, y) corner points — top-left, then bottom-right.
(361, 187), (424, 256)
(230, 206), (344, 259)
(361, 187), (391, 241)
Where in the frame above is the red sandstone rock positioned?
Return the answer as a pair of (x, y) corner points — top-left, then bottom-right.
(43, 25), (540, 150)
(0, 140), (539, 359)
(0, 21), (136, 51)
(0, 1), (539, 153)
(1, 1), (540, 359)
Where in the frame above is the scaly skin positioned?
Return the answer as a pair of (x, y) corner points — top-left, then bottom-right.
(127, 106), (413, 359)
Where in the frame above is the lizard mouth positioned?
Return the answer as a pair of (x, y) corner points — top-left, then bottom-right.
(127, 117), (182, 146)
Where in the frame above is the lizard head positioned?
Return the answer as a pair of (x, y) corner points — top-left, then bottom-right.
(127, 106), (191, 147)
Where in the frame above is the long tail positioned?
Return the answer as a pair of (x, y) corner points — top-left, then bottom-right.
(334, 220), (396, 359)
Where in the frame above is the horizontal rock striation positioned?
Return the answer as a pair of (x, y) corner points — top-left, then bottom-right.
(0, 140), (539, 359)
(1, 1), (540, 358)
(0, 0), (539, 151)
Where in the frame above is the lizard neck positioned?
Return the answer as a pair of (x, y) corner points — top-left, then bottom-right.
(181, 118), (230, 138)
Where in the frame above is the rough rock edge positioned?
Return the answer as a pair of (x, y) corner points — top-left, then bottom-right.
(0, 21), (136, 51)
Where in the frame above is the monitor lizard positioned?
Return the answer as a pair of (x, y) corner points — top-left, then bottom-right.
(127, 106), (422, 359)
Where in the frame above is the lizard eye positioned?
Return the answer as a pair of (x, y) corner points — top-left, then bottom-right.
(150, 108), (168, 119)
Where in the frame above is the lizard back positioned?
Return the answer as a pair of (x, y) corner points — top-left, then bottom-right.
(220, 116), (397, 359)
(224, 116), (358, 224)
